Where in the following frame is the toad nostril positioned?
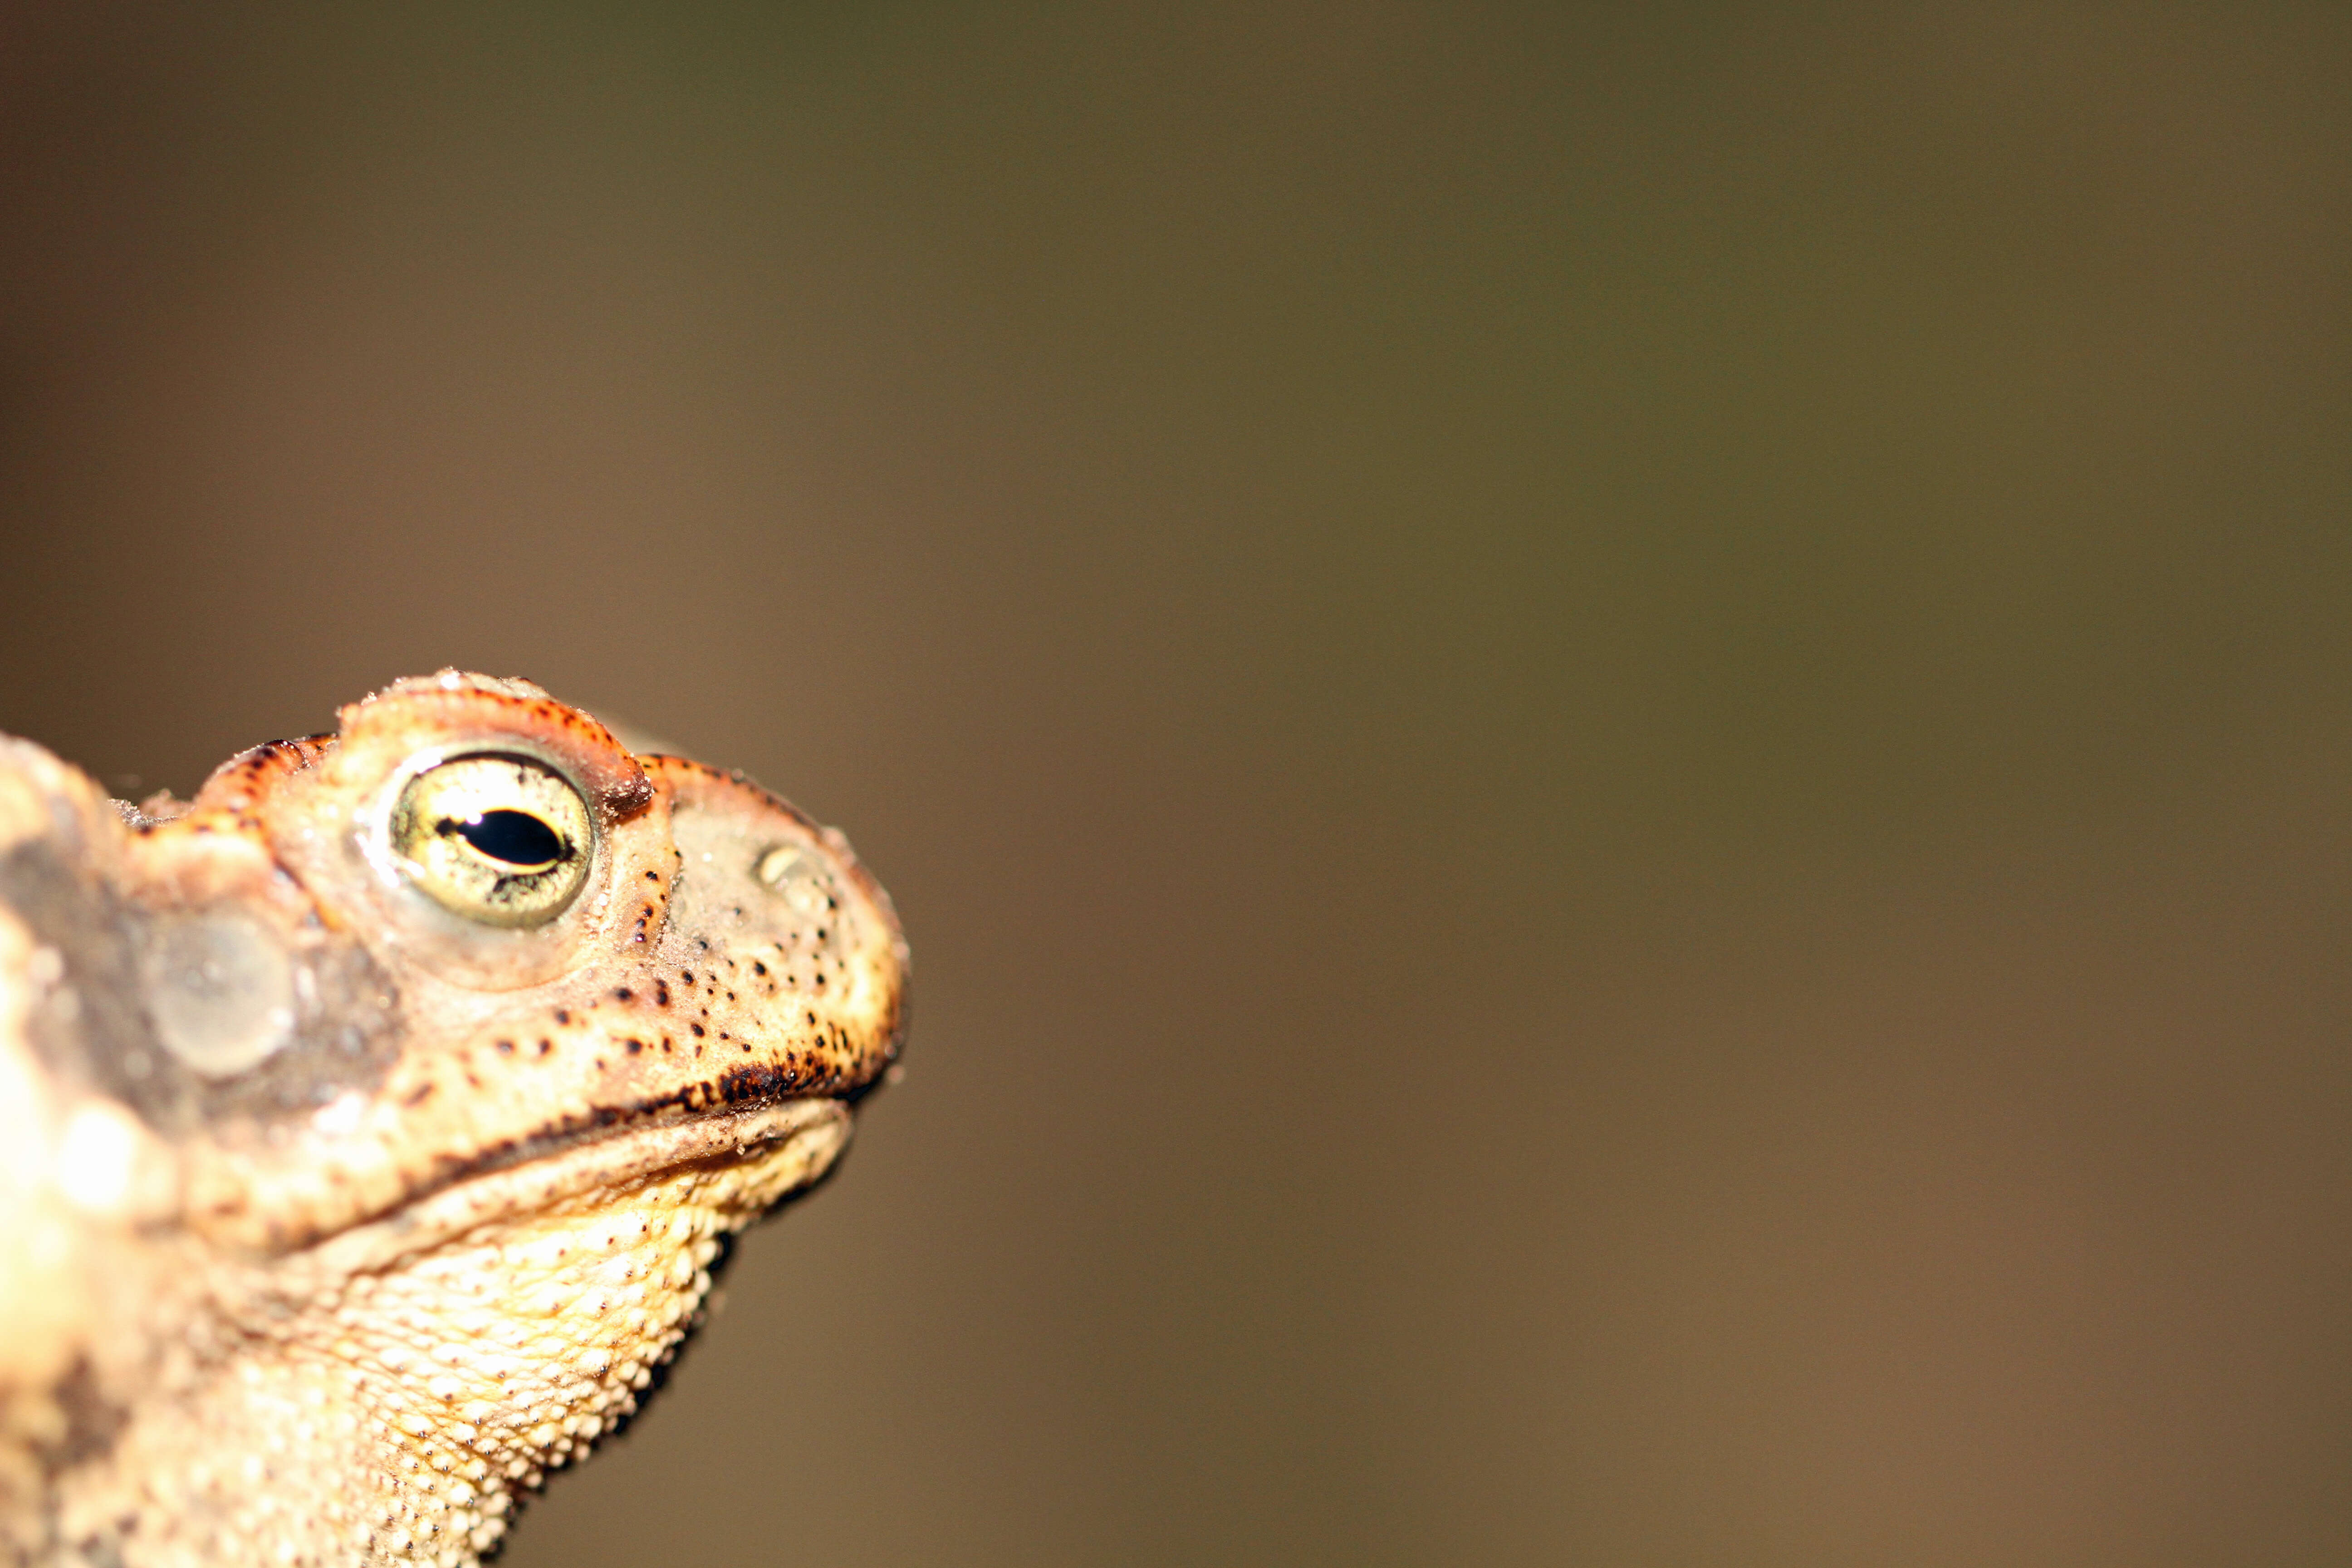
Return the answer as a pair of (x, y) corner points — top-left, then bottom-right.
(755, 846), (844, 935)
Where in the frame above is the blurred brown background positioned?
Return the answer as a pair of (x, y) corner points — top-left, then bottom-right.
(3, 4), (2351, 1563)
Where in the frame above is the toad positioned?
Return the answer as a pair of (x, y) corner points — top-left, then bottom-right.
(0, 672), (907, 1566)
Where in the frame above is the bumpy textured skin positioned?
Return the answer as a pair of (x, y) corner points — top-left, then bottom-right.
(0, 674), (907, 1567)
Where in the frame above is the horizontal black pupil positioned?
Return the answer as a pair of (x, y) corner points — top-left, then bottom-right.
(444, 809), (565, 867)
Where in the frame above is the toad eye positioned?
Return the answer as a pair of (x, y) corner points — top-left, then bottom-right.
(388, 755), (593, 927)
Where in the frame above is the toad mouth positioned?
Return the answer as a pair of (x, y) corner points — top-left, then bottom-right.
(291, 1098), (853, 1276)
(343, 1020), (902, 1253)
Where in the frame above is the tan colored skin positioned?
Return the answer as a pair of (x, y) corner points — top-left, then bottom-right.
(0, 674), (907, 1567)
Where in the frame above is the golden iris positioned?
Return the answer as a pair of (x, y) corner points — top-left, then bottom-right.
(388, 755), (592, 926)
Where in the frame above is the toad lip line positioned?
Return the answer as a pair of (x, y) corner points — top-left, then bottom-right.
(289, 1031), (906, 1258)
(290, 1100), (854, 1278)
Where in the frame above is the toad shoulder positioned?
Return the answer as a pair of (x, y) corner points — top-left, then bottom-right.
(0, 671), (908, 1568)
